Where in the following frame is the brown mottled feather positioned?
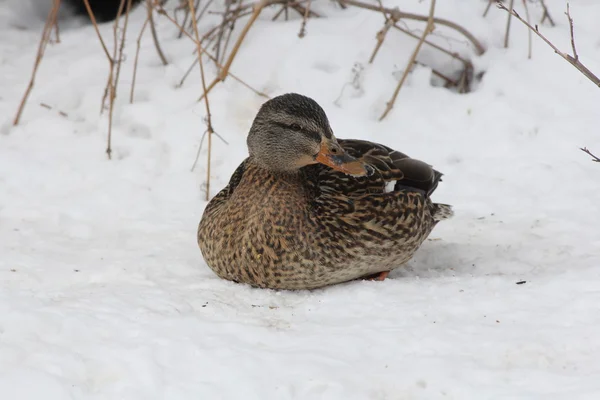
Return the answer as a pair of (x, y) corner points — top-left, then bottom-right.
(197, 139), (452, 290)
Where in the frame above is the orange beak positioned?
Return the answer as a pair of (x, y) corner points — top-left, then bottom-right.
(315, 140), (369, 176)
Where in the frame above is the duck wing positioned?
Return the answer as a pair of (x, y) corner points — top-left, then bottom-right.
(303, 139), (443, 198)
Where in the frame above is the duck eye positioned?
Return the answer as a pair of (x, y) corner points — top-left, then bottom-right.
(290, 123), (302, 131)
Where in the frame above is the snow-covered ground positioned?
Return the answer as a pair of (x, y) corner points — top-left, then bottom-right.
(1, 0), (599, 398)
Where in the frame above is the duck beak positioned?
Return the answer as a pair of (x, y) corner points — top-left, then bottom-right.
(315, 140), (369, 176)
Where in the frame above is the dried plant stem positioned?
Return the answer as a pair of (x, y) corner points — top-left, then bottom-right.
(379, 0), (436, 121)
(53, 17), (61, 43)
(188, 0), (215, 200)
(369, 17), (394, 63)
(392, 24), (471, 67)
(298, 0), (312, 38)
(130, 18), (150, 103)
(13, 0), (61, 126)
(503, 0), (514, 48)
(483, 0), (494, 18)
(113, 0), (133, 96)
(497, 2), (600, 87)
(340, 0), (485, 55)
(147, 0), (169, 65)
(539, 0), (555, 26)
(82, 0), (112, 60)
(522, 0), (532, 59)
(40, 102), (68, 118)
(565, 4), (577, 61)
(199, 0), (278, 101)
(153, 1), (268, 100)
(580, 147), (600, 163)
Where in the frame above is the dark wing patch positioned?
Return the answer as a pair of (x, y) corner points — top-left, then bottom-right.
(302, 139), (443, 199)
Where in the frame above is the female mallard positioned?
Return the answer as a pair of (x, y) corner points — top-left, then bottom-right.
(198, 93), (452, 290)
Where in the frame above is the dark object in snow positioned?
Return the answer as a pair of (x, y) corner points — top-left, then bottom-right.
(197, 93), (453, 290)
(64, 0), (144, 23)
(516, 280), (527, 285)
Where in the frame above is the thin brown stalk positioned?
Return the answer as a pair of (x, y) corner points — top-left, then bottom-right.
(340, 0), (485, 55)
(369, 18), (394, 63)
(214, 0), (233, 64)
(147, 0), (169, 65)
(40, 102), (68, 118)
(82, 0), (112, 61)
(272, 5), (286, 20)
(539, 0), (555, 26)
(497, 2), (600, 87)
(219, 5), (240, 67)
(198, 0), (278, 101)
(522, 0), (532, 59)
(565, 3), (577, 61)
(178, 0), (198, 38)
(153, 2), (267, 98)
(130, 18), (150, 103)
(113, 0), (133, 95)
(13, 0), (61, 125)
(503, 0), (514, 48)
(53, 17), (61, 43)
(291, 3), (319, 18)
(194, 0), (216, 29)
(392, 24), (472, 67)
(580, 147), (600, 163)
(379, 0), (436, 120)
(483, 0), (494, 17)
(188, 0), (215, 200)
(298, 0), (312, 38)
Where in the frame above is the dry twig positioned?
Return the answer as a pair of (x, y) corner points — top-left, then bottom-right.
(483, 0), (494, 18)
(522, 0), (532, 59)
(153, 1), (269, 100)
(188, 0), (215, 199)
(503, 0), (514, 48)
(565, 3), (577, 61)
(379, 0), (436, 120)
(340, 0), (485, 55)
(13, 0), (61, 126)
(130, 18), (150, 103)
(539, 0), (555, 26)
(40, 102), (68, 118)
(298, 0), (312, 38)
(369, 17), (394, 63)
(147, 0), (169, 65)
(497, 2), (600, 87)
(580, 147), (600, 163)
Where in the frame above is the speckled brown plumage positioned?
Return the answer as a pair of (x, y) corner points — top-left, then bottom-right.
(197, 94), (452, 290)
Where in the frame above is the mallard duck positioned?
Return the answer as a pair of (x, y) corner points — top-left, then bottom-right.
(197, 93), (452, 290)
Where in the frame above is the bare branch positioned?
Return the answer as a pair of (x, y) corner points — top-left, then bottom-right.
(82, 0), (113, 61)
(13, 0), (61, 126)
(298, 0), (312, 38)
(503, 0), (514, 48)
(188, 0), (215, 200)
(379, 0), (436, 120)
(522, 0), (532, 59)
(565, 3), (577, 61)
(497, 2), (600, 88)
(340, 0), (485, 55)
(147, 0), (169, 65)
(369, 17), (394, 64)
(483, 0), (494, 18)
(152, 1), (269, 100)
(539, 0), (555, 26)
(580, 147), (600, 163)
(130, 18), (150, 103)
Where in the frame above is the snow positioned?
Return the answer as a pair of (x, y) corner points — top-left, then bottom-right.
(1, 0), (600, 398)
